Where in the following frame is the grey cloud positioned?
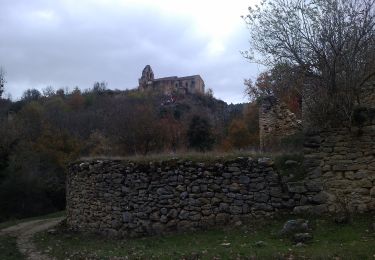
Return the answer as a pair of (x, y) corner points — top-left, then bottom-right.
(0, 0), (258, 103)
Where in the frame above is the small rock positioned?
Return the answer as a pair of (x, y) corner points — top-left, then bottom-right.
(234, 220), (242, 226)
(258, 157), (274, 166)
(293, 233), (313, 243)
(285, 160), (298, 166)
(280, 219), (309, 236)
(295, 242), (305, 247)
(254, 241), (267, 247)
(47, 229), (57, 235)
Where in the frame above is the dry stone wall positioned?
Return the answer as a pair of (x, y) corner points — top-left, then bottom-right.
(302, 113), (375, 213)
(67, 157), (314, 237)
(300, 84), (375, 214)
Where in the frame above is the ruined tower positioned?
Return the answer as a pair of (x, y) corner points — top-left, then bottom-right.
(259, 96), (302, 150)
(138, 65), (154, 91)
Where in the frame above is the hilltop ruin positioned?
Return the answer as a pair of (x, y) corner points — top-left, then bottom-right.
(138, 65), (205, 95)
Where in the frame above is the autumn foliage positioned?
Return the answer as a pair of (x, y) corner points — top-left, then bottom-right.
(0, 86), (260, 221)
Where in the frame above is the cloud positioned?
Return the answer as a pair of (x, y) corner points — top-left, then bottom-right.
(0, 0), (261, 103)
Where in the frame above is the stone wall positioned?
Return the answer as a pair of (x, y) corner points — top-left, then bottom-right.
(300, 84), (375, 213)
(259, 96), (302, 150)
(67, 157), (314, 237)
(303, 113), (375, 213)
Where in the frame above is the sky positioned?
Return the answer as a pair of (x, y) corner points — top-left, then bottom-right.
(0, 0), (263, 104)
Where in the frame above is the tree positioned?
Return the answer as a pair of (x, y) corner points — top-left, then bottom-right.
(227, 119), (251, 150)
(243, 103), (260, 147)
(68, 87), (85, 110)
(159, 115), (184, 153)
(22, 89), (42, 102)
(0, 67), (5, 99)
(187, 115), (215, 152)
(42, 86), (55, 98)
(244, 0), (375, 126)
(93, 81), (107, 94)
(245, 62), (303, 116)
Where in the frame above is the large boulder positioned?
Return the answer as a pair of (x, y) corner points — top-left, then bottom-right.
(280, 219), (309, 236)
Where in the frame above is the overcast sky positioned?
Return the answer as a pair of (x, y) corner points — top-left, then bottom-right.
(0, 0), (263, 104)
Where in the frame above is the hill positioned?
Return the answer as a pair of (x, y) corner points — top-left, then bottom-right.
(0, 87), (259, 221)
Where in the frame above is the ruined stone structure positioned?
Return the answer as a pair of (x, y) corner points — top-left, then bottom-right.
(301, 84), (375, 213)
(258, 85), (375, 214)
(259, 96), (302, 150)
(302, 123), (375, 213)
(66, 84), (375, 238)
(138, 65), (205, 95)
(67, 157), (318, 237)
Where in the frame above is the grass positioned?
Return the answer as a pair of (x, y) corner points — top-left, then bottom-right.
(79, 150), (263, 163)
(0, 211), (66, 230)
(78, 150), (304, 166)
(0, 235), (24, 260)
(34, 214), (375, 260)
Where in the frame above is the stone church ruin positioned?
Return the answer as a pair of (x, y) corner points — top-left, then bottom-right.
(138, 65), (205, 95)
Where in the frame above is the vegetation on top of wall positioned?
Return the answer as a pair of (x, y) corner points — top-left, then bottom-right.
(78, 151), (304, 169)
(79, 151), (261, 165)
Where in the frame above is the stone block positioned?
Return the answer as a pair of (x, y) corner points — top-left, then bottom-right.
(287, 182), (307, 193)
(311, 192), (329, 204)
(239, 175), (250, 184)
(370, 187), (375, 197)
(305, 180), (323, 192)
(227, 167), (240, 172)
(254, 192), (270, 203)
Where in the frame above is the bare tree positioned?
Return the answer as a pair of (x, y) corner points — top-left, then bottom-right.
(0, 67), (5, 99)
(244, 0), (375, 127)
(42, 86), (55, 97)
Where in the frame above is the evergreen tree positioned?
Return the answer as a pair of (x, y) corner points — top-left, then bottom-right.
(187, 115), (215, 151)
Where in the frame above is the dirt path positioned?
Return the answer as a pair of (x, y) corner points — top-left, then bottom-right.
(0, 217), (64, 260)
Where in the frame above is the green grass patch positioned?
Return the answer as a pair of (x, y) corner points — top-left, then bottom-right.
(78, 151), (305, 167)
(0, 235), (24, 260)
(0, 211), (66, 230)
(34, 214), (375, 260)
(79, 151), (263, 164)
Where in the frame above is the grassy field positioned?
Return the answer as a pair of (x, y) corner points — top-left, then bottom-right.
(34, 214), (375, 260)
(0, 235), (24, 260)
